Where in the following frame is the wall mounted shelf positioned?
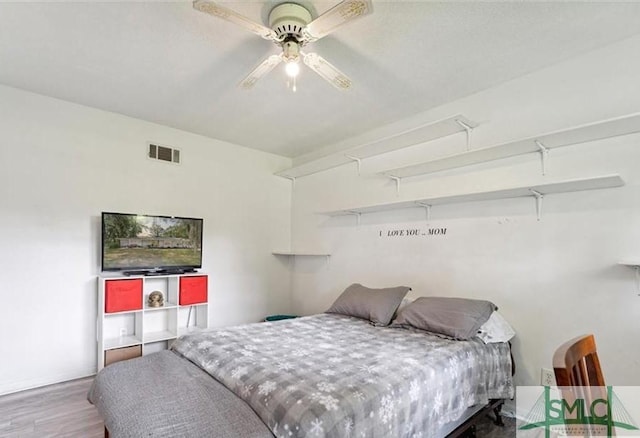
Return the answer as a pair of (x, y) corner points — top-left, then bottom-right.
(382, 112), (640, 181)
(272, 251), (331, 257)
(321, 174), (624, 222)
(619, 260), (640, 267)
(275, 114), (478, 179)
(272, 251), (331, 264)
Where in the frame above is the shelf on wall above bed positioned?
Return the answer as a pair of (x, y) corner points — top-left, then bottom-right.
(382, 112), (640, 180)
(320, 174), (624, 222)
(275, 114), (478, 179)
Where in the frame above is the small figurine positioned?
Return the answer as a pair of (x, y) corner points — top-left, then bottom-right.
(148, 291), (164, 307)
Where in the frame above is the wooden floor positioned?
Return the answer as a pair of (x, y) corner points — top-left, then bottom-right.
(0, 377), (515, 437)
(0, 377), (103, 438)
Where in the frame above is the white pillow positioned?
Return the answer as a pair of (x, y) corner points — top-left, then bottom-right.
(476, 311), (515, 343)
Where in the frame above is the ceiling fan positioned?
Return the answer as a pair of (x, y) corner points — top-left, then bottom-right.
(193, 0), (373, 91)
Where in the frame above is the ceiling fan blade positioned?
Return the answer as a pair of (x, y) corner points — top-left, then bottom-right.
(304, 0), (373, 41)
(239, 54), (283, 90)
(302, 52), (352, 90)
(193, 0), (276, 41)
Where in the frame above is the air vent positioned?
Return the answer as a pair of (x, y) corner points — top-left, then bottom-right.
(148, 143), (180, 164)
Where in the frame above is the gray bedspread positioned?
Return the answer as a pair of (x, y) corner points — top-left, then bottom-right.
(88, 349), (273, 438)
(171, 313), (513, 438)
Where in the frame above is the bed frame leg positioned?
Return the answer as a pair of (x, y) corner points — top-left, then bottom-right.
(492, 402), (505, 426)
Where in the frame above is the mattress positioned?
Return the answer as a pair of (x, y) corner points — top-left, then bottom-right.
(89, 313), (513, 437)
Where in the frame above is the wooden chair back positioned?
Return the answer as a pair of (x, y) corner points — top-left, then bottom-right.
(553, 334), (612, 436)
(553, 334), (605, 387)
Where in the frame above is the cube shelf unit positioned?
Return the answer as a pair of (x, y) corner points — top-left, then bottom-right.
(97, 273), (208, 371)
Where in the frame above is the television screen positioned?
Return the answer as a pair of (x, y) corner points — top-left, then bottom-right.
(101, 212), (203, 273)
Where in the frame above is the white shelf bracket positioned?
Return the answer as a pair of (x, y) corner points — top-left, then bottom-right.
(455, 119), (474, 151)
(416, 202), (432, 221)
(282, 175), (296, 189)
(530, 189), (544, 221)
(344, 154), (362, 175)
(620, 263), (640, 296)
(388, 175), (402, 196)
(535, 140), (549, 176)
(346, 211), (362, 226)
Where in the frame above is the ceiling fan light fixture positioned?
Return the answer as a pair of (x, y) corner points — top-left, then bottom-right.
(282, 39), (301, 78)
(285, 60), (300, 78)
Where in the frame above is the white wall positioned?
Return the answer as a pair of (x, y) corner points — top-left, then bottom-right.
(0, 85), (292, 395)
(289, 34), (640, 389)
(2, 33), (639, 399)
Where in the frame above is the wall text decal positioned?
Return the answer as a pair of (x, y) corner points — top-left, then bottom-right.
(379, 228), (447, 238)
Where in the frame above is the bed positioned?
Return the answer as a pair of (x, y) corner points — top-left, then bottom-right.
(89, 285), (514, 437)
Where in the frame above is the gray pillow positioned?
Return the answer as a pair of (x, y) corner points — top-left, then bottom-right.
(326, 283), (411, 326)
(391, 296), (497, 340)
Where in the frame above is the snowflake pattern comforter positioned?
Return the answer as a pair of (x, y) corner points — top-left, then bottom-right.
(171, 314), (513, 438)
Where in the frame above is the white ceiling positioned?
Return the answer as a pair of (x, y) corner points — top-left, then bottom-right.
(1, 1), (640, 159)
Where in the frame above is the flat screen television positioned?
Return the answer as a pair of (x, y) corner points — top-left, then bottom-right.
(101, 212), (203, 275)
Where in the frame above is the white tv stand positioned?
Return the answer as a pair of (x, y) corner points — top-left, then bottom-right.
(96, 272), (209, 371)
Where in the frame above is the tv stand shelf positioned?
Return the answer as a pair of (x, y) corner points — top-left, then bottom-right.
(97, 272), (209, 371)
(123, 268), (198, 276)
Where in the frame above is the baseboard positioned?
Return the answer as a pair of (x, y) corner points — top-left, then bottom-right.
(0, 368), (96, 397)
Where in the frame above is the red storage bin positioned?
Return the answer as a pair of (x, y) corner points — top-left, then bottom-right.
(105, 279), (143, 313)
(180, 276), (208, 305)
